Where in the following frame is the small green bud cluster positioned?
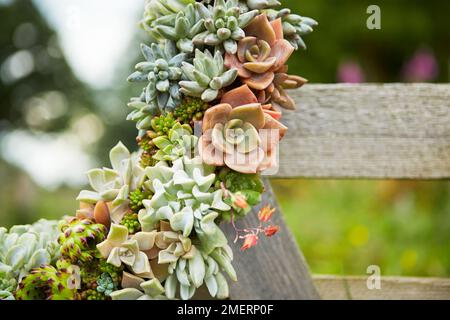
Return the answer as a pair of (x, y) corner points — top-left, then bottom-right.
(129, 189), (152, 212)
(120, 212), (142, 234)
(175, 97), (210, 124)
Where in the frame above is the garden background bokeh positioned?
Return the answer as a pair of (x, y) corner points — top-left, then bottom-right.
(0, 0), (449, 277)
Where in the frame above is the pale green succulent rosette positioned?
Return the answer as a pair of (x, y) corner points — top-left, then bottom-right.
(180, 49), (238, 102)
(193, 0), (259, 54)
(0, 219), (61, 300)
(128, 41), (188, 116)
(141, 0), (196, 42)
(77, 142), (146, 223)
(147, 3), (206, 53)
(96, 224), (153, 278)
(138, 156), (230, 235)
(152, 122), (198, 162)
(163, 244), (235, 300)
(136, 156), (236, 299)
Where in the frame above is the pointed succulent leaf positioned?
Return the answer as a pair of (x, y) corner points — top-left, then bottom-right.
(141, 278), (165, 297)
(170, 207), (194, 237)
(110, 288), (143, 300)
(189, 248), (206, 288)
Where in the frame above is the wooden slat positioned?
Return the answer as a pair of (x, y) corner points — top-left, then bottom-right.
(313, 275), (450, 300)
(273, 83), (450, 179)
(222, 180), (320, 299)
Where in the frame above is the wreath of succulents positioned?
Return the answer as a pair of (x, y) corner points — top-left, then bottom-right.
(0, 0), (316, 300)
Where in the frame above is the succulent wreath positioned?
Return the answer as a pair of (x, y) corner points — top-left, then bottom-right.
(0, 0), (316, 300)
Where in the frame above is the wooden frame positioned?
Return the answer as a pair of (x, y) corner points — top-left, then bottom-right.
(223, 83), (450, 299)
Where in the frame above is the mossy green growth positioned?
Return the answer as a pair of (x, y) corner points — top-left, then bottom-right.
(175, 97), (209, 125)
(215, 168), (264, 218)
(140, 149), (159, 168)
(78, 289), (106, 300)
(120, 212), (142, 234)
(151, 113), (177, 137)
(99, 260), (123, 286)
(138, 134), (160, 168)
(138, 133), (156, 153)
(216, 168), (264, 193)
(129, 189), (153, 212)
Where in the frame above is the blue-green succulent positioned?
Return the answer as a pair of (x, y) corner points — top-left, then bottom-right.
(180, 49), (237, 102)
(145, 3), (205, 53)
(193, 0), (259, 54)
(128, 41), (188, 121)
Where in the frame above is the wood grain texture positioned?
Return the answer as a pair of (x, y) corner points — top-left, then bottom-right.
(221, 180), (320, 300)
(314, 275), (450, 300)
(273, 83), (450, 179)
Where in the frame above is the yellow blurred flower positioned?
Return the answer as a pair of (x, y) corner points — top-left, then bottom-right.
(347, 224), (369, 247)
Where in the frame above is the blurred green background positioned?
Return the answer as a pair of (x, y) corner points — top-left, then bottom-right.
(0, 0), (449, 277)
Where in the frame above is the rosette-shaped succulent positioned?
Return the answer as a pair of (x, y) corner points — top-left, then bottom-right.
(180, 49), (238, 102)
(96, 224), (153, 278)
(122, 225), (235, 300)
(194, 0), (258, 54)
(96, 273), (116, 296)
(0, 219), (61, 299)
(150, 4), (205, 53)
(198, 89), (287, 173)
(15, 265), (78, 300)
(163, 244), (235, 300)
(58, 218), (107, 264)
(139, 157), (230, 244)
(141, 0), (195, 41)
(265, 8), (318, 50)
(152, 122), (198, 162)
(77, 142), (146, 223)
(128, 41), (187, 115)
(224, 14), (305, 110)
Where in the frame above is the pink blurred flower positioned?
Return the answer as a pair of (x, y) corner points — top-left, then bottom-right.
(402, 48), (439, 82)
(337, 60), (365, 83)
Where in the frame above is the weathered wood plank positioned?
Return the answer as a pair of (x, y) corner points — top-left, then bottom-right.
(222, 180), (320, 299)
(313, 275), (450, 300)
(274, 83), (450, 179)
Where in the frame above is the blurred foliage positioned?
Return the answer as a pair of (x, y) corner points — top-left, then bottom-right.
(0, 0), (94, 132)
(272, 180), (450, 277)
(286, 0), (450, 83)
(0, 159), (77, 227)
(0, 0), (449, 277)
